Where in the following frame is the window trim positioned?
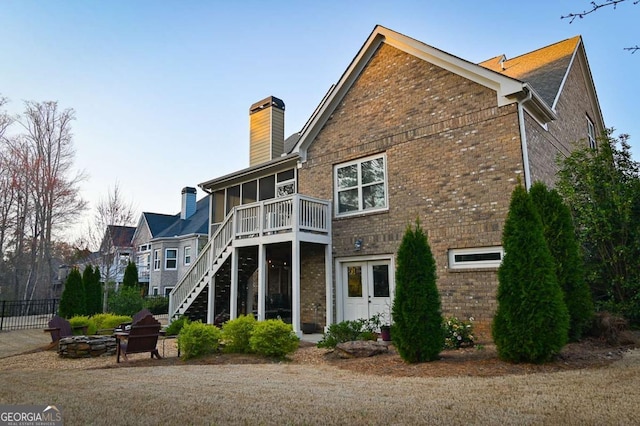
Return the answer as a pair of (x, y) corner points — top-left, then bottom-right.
(334, 153), (388, 217)
(165, 248), (178, 270)
(184, 246), (192, 266)
(153, 249), (161, 271)
(587, 116), (597, 150)
(448, 246), (504, 270)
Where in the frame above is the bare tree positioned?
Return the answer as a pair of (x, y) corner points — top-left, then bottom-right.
(562, 0), (640, 53)
(0, 100), (87, 301)
(77, 181), (137, 311)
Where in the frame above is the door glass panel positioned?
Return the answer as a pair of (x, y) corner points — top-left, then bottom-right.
(347, 266), (363, 297)
(372, 265), (389, 297)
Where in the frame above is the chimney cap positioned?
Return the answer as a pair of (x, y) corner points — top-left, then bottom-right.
(250, 96), (285, 114)
(182, 187), (197, 194)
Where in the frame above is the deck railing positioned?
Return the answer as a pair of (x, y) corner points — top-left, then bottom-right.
(169, 194), (330, 319)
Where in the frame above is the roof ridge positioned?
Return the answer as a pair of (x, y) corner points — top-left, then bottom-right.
(502, 35), (580, 62)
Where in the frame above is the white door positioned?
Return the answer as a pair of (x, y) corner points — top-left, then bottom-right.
(342, 260), (392, 323)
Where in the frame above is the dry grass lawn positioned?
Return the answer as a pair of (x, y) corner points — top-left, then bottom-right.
(1, 338), (639, 425)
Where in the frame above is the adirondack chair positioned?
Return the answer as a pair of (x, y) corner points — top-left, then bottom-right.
(44, 316), (88, 350)
(116, 314), (162, 363)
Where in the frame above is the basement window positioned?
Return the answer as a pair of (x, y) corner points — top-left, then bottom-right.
(448, 246), (503, 269)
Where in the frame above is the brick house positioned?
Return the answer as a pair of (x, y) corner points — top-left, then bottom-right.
(169, 26), (605, 336)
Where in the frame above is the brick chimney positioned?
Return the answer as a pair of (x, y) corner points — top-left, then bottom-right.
(249, 96), (285, 166)
(181, 187), (197, 220)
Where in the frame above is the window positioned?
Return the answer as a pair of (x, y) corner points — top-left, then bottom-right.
(165, 249), (177, 270)
(164, 287), (174, 297)
(153, 250), (161, 271)
(184, 246), (192, 266)
(335, 154), (387, 215)
(587, 117), (596, 149)
(151, 286), (159, 296)
(448, 246), (504, 269)
(276, 169), (296, 197)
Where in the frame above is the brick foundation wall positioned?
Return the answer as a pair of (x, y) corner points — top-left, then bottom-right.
(300, 242), (326, 327)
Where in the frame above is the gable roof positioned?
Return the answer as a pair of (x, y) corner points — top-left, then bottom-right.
(153, 196), (210, 239)
(293, 25), (555, 161)
(478, 36), (580, 109)
(105, 225), (135, 248)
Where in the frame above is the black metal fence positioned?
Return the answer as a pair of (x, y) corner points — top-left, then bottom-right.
(0, 299), (59, 331)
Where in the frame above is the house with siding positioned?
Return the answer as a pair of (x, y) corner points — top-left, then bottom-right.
(168, 25), (605, 336)
(132, 187), (209, 296)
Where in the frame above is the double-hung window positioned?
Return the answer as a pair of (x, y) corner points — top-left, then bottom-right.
(184, 246), (192, 266)
(153, 250), (161, 271)
(165, 249), (177, 270)
(587, 117), (596, 150)
(335, 154), (387, 216)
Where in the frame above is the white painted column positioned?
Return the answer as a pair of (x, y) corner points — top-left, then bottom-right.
(207, 275), (215, 325)
(229, 247), (238, 320)
(324, 243), (333, 332)
(292, 239), (301, 337)
(257, 243), (266, 321)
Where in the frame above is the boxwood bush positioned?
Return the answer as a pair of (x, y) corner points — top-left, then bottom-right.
(221, 315), (257, 353)
(249, 319), (299, 358)
(179, 321), (222, 360)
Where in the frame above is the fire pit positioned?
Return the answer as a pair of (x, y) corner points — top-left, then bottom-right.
(58, 335), (117, 358)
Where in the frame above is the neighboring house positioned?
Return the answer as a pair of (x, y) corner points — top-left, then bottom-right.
(99, 225), (136, 288)
(132, 187), (209, 297)
(169, 26), (605, 335)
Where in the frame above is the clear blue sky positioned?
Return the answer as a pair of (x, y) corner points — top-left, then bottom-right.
(1, 1), (637, 241)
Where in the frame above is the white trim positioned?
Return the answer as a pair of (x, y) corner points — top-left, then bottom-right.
(334, 153), (388, 217)
(448, 246), (503, 270)
(184, 246), (192, 266)
(164, 248), (178, 270)
(335, 254), (395, 323)
(153, 249), (161, 271)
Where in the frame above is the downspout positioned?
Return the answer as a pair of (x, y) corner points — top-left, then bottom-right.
(517, 86), (533, 190)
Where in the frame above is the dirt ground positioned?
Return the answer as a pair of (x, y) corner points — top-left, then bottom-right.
(92, 334), (639, 378)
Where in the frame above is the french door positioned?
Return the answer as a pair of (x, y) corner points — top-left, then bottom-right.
(342, 260), (392, 324)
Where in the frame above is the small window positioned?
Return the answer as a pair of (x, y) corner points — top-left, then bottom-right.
(334, 154), (387, 216)
(151, 286), (159, 296)
(448, 246), (504, 269)
(184, 246), (192, 266)
(165, 249), (177, 270)
(153, 250), (161, 271)
(587, 117), (596, 149)
(164, 287), (174, 297)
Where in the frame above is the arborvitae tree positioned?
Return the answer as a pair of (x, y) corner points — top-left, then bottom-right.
(493, 184), (569, 363)
(58, 268), (86, 318)
(83, 265), (102, 315)
(392, 219), (444, 363)
(93, 266), (103, 314)
(122, 261), (139, 288)
(530, 182), (594, 341)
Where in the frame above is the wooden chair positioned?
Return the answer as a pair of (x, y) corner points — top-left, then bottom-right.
(44, 315), (88, 350)
(116, 314), (162, 363)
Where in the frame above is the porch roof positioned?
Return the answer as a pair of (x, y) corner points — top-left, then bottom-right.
(199, 152), (299, 193)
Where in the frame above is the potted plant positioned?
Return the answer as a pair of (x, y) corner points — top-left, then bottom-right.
(380, 324), (391, 341)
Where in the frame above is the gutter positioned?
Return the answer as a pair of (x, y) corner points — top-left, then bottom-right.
(517, 85), (533, 190)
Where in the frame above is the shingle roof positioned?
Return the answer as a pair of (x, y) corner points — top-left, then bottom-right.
(478, 36), (581, 107)
(107, 225), (136, 247)
(147, 197), (210, 240)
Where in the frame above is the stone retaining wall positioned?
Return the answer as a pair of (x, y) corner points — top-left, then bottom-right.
(58, 335), (117, 358)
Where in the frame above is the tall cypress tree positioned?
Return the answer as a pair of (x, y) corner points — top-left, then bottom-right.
(122, 261), (139, 288)
(93, 266), (103, 314)
(59, 268), (86, 318)
(83, 265), (102, 315)
(493, 184), (569, 363)
(530, 181), (594, 340)
(392, 219), (443, 363)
